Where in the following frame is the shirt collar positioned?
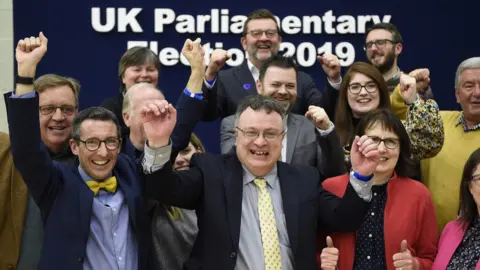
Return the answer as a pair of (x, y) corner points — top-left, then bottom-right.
(242, 163), (278, 189)
(247, 59), (260, 78)
(455, 112), (480, 132)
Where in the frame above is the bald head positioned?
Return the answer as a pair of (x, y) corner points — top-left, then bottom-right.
(123, 83), (165, 147)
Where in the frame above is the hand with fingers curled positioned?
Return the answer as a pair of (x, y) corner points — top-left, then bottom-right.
(408, 68), (430, 91)
(141, 99), (177, 148)
(350, 135), (380, 176)
(399, 73), (418, 105)
(305, 105), (331, 130)
(393, 240), (419, 270)
(320, 236), (339, 270)
(16, 32), (48, 77)
(205, 49), (231, 80)
(317, 53), (341, 83)
(181, 38), (205, 71)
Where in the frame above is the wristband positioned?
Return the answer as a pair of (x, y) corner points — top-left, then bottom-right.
(351, 170), (374, 182)
(16, 75), (34, 85)
(183, 88), (203, 100)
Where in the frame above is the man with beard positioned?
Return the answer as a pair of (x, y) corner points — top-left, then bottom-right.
(201, 9), (342, 121)
(219, 55), (345, 178)
(365, 23), (434, 100)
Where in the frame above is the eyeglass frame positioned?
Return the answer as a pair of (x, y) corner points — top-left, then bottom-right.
(235, 126), (285, 140)
(367, 135), (400, 150)
(39, 105), (77, 116)
(75, 137), (122, 152)
(245, 29), (279, 39)
(363, 39), (397, 51)
(347, 82), (378, 94)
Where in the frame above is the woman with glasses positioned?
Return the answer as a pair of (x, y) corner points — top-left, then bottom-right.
(319, 109), (438, 270)
(334, 62), (443, 170)
(433, 148), (480, 270)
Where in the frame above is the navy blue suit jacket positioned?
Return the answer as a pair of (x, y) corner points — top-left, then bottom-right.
(7, 95), (152, 270)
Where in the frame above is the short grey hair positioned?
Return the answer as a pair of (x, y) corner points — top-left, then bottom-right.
(234, 95), (287, 129)
(122, 83), (163, 115)
(455, 57), (480, 88)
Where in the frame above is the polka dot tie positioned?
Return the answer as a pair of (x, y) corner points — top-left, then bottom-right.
(254, 178), (282, 270)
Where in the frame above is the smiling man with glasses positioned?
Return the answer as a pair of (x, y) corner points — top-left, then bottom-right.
(364, 23), (434, 100)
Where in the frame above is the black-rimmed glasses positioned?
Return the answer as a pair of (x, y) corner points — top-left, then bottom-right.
(364, 39), (397, 51)
(76, 137), (121, 151)
(348, 82), (378, 94)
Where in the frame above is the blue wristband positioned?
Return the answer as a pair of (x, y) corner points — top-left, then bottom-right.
(351, 170), (374, 182)
(183, 88), (203, 100)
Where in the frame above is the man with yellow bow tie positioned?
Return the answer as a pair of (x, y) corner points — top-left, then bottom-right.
(5, 32), (178, 270)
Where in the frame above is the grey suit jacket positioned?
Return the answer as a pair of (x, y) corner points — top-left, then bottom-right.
(220, 113), (346, 178)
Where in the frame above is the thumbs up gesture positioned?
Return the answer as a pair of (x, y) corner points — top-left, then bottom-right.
(392, 240), (419, 270)
(320, 236), (339, 270)
(399, 73), (418, 105)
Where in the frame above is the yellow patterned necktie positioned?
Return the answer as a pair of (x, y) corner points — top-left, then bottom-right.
(86, 176), (117, 196)
(253, 178), (282, 270)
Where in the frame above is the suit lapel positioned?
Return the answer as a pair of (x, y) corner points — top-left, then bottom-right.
(277, 162), (299, 255)
(286, 114), (300, 163)
(76, 169), (94, 246)
(223, 155), (244, 249)
(234, 62), (257, 93)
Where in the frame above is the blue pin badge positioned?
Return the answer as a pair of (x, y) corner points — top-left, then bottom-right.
(243, 84), (251, 90)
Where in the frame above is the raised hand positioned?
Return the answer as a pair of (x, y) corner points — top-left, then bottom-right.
(305, 105), (330, 130)
(16, 32), (48, 77)
(181, 38), (205, 70)
(350, 135), (380, 176)
(141, 99), (177, 148)
(205, 49), (230, 81)
(408, 68), (430, 90)
(317, 54), (341, 83)
(399, 73), (418, 104)
(320, 236), (339, 270)
(393, 240), (418, 270)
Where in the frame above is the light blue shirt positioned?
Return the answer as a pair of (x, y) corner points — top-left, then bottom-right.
(78, 166), (138, 270)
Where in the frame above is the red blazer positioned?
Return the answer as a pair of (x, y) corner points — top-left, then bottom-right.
(317, 174), (438, 270)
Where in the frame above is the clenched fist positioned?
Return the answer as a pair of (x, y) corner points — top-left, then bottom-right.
(408, 68), (430, 91)
(317, 54), (341, 83)
(182, 38), (205, 70)
(399, 73), (418, 104)
(305, 106), (331, 130)
(205, 49), (231, 81)
(16, 32), (48, 77)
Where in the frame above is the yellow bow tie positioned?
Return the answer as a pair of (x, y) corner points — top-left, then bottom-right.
(86, 176), (117, 196)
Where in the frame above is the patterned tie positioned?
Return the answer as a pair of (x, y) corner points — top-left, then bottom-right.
(253, 178), (282, 270)
(86, 176), (117, 196)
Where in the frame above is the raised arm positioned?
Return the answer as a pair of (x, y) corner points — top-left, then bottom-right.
(305, 105), (346, 178)
(141, 39), (205, 209)
(200, 49), (231, 121)
(397, 74), (444, 160)
(8, 32), (61, 214)
(171, 38), (208, 158)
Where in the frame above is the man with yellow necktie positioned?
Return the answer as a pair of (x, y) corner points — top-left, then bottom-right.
(142, 87), (381, 269)
(6, 32), (180, 270)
